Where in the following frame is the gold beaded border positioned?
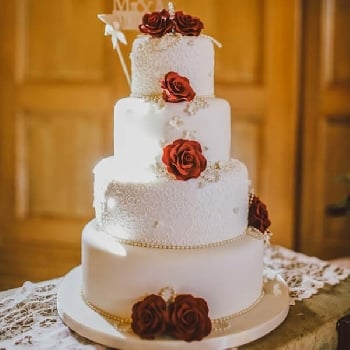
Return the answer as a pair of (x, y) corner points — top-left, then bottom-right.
(81, 291), (131, 331)
(129, 93), (215, 99)
(81, 289), (264, 334)
(96, 226), (264, 250)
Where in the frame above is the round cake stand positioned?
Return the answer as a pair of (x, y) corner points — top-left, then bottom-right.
(57, 266), (289, 350)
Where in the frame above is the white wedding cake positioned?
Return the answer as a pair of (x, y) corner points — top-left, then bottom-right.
(81, 6), (272, 342)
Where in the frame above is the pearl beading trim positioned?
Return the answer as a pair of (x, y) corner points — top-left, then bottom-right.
(96, 226), (265, 250)
(129, 93), (215, 99)
(82, 292), (131, 332)
(81, 289), (265, 334)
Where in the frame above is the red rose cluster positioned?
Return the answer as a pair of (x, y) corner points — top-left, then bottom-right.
(161, 71), (195, 103)
(162, 139), (207, 181)
(139, 9), (204, 37)
(248, 195), (271, 233)
(131, 294), (212, 341)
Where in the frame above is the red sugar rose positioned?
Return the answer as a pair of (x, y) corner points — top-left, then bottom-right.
(168, 294), (212, 342)
(173, 11), (204, 36)
(162, 139), (207, 181)
(130, 292), (212, 341)
(248, 195), (271, 233)
(161, 71), (196, 103)
(131, 294), (168, 340)
(139, 9), (173, 38)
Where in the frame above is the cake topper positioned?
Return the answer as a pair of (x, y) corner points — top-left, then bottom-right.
(168, 1), (175, 17)
(98, 0), (165, 87)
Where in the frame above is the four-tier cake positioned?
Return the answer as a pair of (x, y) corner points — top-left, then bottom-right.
(59, 5), (287, 347)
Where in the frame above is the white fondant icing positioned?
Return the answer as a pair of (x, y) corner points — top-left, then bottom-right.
(130, 34), (215, 97)
(93, 157), (250, 246)
(114, 97), (231, 170)
(82, 220), (264, 320)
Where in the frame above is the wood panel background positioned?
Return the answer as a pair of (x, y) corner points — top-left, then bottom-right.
(299, 0), (350, 259)
(0, 0), (115, 289)
(0, 0), (348, 290)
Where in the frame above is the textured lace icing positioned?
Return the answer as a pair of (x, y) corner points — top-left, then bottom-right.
(131, 34), (215, 97)
(95, 159), (250, 247)
(1, 246), (349, 348)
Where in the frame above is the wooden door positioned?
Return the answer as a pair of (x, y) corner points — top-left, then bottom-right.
(298, 0), (350, 259)
(0, 0), (123, 289)
(0, 0), (299, 289)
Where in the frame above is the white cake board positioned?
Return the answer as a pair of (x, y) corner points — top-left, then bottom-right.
(57, 266), (289, 350)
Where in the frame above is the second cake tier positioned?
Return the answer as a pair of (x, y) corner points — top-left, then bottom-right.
(114, 97), (231, 171)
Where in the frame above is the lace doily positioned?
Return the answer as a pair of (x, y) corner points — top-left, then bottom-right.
(264, 245), (350, 304)
(0, 246), (349, 349)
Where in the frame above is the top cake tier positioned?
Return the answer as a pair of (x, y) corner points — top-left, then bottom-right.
(130, 34), (215, 98)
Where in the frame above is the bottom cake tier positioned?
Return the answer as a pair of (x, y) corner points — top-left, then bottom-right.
(82, 220), (264, 322)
